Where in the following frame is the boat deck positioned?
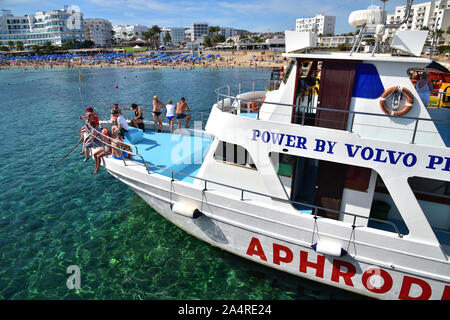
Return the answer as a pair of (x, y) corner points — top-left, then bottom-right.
(126, 129), (214, 184)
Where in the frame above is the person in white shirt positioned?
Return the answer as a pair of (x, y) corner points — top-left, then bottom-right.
(111, 109), (129, 136)
(166, 99), (176, 134)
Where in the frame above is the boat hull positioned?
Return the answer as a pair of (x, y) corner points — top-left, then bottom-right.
(106, 165), (450, 300)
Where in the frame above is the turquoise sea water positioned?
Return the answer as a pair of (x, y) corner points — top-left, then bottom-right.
(0, 67), (365, 300)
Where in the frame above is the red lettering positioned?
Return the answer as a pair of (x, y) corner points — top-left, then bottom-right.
(299, 250), (325, 278)
(273, 243), (293, 265)
(246, 237), (267, 261)
(399, 276), (432, 300)
(442, 285), (450, 300)
(331, 259), (356, 287)
(362, 268), (393, 294)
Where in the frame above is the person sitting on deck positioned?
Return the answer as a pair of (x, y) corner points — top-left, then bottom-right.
(111, 109), (129, 135)
(166, 99), (176, 134)
(123, 103), (145, 130)
(83, 120), (103, 162)
(110, 104), (122, 120)
(93, 128), (112, 174)
(79, 107), (100, 155)
(111, 132), (132, 160)
(176, 97), (191, 134)
(152, 96), (165, 132)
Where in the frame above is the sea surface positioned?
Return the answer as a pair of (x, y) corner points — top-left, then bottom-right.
(0, 66), (365, 300)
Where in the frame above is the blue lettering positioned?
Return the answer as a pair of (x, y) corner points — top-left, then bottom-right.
(426, 155), (443, 170)
(251, 129), (260, 141)
(326, 141), (337, 154)
(444, 157), (450, 172)
(314, 139), (326, 152)
(403, 153), (417, 167)
(386, 150), (405, 165)
(262, 131), (270, 143)
(296, 136), (307, 150)
(270, 132), (285, 145)
(345, 144), (362, 158)
(373, 148), (387, 163)
(285, 134), (296, 147)
(361, 147), (374, 160)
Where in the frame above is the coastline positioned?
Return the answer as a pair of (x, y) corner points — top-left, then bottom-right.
(0, 50), (287, 70)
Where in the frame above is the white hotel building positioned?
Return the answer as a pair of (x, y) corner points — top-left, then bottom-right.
(0, 7), (85, 48)
(296, 14), (336, 36)
(113, 24), (148, 41)
(383, 0), (450, 44)
(84, 18), (113, 47)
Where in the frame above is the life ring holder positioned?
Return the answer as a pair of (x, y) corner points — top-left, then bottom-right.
(379, 86), (414, 116)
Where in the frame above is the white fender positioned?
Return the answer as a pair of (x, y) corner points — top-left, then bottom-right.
(171, 202), (202, 219)
(312, 239), (347, 257)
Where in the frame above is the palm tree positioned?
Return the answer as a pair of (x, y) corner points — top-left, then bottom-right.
(7, 41), (14, 51)
(16, 41), (24, 51)
(143, 30), (154, 49)
(150, 25), (162, 49)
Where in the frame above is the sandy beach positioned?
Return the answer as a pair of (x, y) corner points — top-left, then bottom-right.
(0, 50), (288, 70)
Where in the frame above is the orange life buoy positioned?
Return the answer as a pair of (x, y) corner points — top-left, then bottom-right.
(379, 86), (414, 116)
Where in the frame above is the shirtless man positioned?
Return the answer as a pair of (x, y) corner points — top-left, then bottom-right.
(152, 96), (165, 132)
(175, 97), (191, 134)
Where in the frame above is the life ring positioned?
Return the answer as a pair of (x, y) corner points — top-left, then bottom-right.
(379, 86), (414, 116)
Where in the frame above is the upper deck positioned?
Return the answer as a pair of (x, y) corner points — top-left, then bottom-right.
(212, 54), (450, 149)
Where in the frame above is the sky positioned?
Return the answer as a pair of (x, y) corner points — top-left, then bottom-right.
(0, 0), (411, 34)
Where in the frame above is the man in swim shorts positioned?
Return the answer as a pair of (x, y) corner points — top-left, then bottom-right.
(176, 97), (191, 134)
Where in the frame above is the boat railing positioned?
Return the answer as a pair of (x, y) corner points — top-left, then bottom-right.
(82, 120), (405, 238)
(92, 104), (211, 130)
(214, 79), (450, 145)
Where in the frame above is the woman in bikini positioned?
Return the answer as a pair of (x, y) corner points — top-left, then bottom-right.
(123, 103), (144, 130)
(152, 95), (165, 132)
(166, 99), (176, 134)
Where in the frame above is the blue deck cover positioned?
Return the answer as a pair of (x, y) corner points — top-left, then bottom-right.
(126, 130), (213, 183)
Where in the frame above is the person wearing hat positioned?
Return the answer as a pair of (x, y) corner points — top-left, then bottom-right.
(123, 103), (145, 130)
(152, 95), (165, 132)
(111, 109), (129, 136)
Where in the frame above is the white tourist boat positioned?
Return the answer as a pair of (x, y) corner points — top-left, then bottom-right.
(85, 1), (449, 299)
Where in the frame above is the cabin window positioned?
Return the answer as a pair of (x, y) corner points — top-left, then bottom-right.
(282, 59), (296, 84)
(407, 176), (450, 249)
(270, 152), (408, 235)
(214, 141), (257, 170)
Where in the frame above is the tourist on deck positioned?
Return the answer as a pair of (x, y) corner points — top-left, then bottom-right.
(93, 128), (112, 174)
(111, 132), (132, 160)
(416, 71), (434, 107)
(152, 96), (165, 132)
(111, 109), (129, 135)
(79, 107), (99, 155)
(166, 99), (176, 134)
(110, 104), (122, 120)
(176, 97), (191, 134)
(83, 120), (103, 162)
(124, 103), (145, 130)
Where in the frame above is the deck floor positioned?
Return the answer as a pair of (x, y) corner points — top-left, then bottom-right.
(127, 130), (213, 183)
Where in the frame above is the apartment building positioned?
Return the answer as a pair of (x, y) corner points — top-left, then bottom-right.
(84, 18), (112, 47)
(384, 0), (450, 44)
(0, 6), (85, 48)
(113, 24), (148, 41)
(296, 14), (336, 36)
(190, 22), (208, 41)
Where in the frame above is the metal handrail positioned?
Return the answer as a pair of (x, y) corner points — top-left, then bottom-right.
(214, 79), (450, 143)
(82, 120), (404, 237)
